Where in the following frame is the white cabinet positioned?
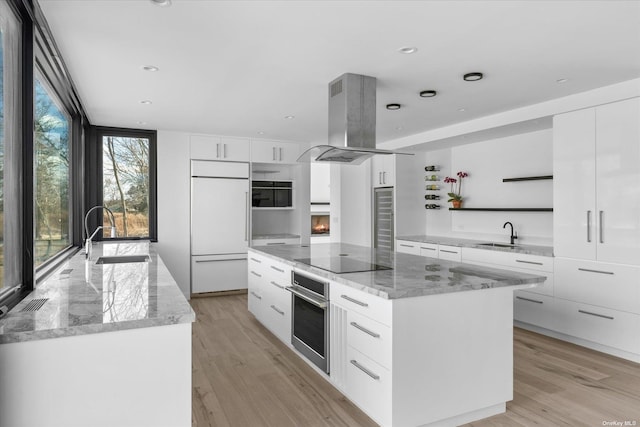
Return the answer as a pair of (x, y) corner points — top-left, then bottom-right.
(251, 140), (300, 164)
(252, 237), (299, 247)
(192, 255), (248, 293)
(437, 244), (461, 262)
(419, 242), (438, 258)
(554, 98), (640, 265)
(190, 135), (250, 161)
(372, 155), (395, 188)
(395, 239), (420, 255)
(398, 240), (461, 262)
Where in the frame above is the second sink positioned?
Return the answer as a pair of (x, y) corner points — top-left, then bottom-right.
(95, 255), (151, 264)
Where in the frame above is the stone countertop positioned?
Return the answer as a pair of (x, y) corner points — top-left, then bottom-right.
(249, 243), (546, 300)
(396, 235), (554, 257)
(0, 241), (195, 344)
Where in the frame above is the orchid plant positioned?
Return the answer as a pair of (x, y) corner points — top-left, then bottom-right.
(445, 171), (468, 202)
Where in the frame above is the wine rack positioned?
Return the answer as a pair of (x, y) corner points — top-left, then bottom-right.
(424, 166), (441, 209)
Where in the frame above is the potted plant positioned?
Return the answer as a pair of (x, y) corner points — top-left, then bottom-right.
(445, 171), (468, 208)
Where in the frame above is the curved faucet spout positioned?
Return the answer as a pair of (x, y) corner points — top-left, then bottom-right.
(503, 221), (518, 245)
(84, 206), (118, 257)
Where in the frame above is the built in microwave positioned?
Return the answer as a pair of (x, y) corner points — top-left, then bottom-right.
(251, 180), (293, 208)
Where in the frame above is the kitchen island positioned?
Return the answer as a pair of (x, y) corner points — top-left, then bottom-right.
(0, 241), (194, 427)
(247, 243), (546, 427)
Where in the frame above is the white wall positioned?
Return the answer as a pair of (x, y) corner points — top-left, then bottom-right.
(156, 130), (191, 298)
(330, 162), (372, 246)
(425, 148), (453, 237)
(310, 163), (330, 203)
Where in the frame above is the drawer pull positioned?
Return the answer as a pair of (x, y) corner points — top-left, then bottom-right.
(270, 305), (285, 315)
(250, 291), (262, 300)
(578, 268), (614, 275)
(341, 294), (369, 307)
(421, 247), (436, 251)
(350, 322), (380, 338)
(399, 244), (414, 248)
(267, 242), (286, 245)
(440, 249), (458, 254)
(270, 265), (285, 273)
(196, 257), (245, 263)
(350, 360), (380, 380)
(578, 309), (614, 320)
(516, 296), (543, 304)
(270, 280), (284, 290)
(250, 271), (262, 277)
(516, 259), (543, 266)
(250, 257), (262, 263)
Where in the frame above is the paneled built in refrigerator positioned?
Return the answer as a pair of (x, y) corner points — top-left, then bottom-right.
(191, 160), (250, 294)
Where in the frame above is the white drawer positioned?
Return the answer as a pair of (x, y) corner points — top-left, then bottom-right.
(438, 244), (461, 262)
(396, 240), (420, 255)
(262, 295), (291, 343)
(462, 247), (553, 273)
(248, 252), (292, 284)
(247, 278), (264, 320)
(331, 281), (392, 326)
(514, 290), (555, 330)
(554, 298), (640, 354)
(419, 243), (439, 258)
(347, 310), (392, 369)
(346, 346), (391, 427)
(555, 258), (640, 314)
(252, 238), (300, 247)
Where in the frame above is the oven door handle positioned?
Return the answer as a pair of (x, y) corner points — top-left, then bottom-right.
(285, 286), (327, 309)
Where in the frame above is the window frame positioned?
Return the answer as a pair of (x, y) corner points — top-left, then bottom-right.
(89, 126), (157, 242)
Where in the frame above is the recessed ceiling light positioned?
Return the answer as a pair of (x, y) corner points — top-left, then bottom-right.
(463, 72), (483, 82)
(398, 47), (418, 54)
(150, 0), (171, 6)
(284, 115), (295, 119)
(140, 100), (152, 105)
(556, 78), (569, 84)
(142, 65), (159, 72)
(419, 90), (437, 98)
(386, 103), (401, 110)
(458, 108), (466, 112)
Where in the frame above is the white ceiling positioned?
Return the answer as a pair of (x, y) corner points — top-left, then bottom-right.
(38, 0), (640, 146)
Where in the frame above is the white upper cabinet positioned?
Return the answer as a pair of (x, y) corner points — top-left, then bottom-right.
(554, 98), (640, 264)
(190, 135), (250, 161)
(251, 140), (300, 164)
(371, 155), (395, 188)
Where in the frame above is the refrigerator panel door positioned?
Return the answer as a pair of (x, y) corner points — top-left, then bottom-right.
(192, 177), (249, 255)
(191, 160), (249, 178)
(192, 254), (248, 293)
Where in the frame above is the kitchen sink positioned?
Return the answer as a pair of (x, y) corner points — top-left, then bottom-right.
(476, 243), (519, 249)
(95, 255), (151, 264)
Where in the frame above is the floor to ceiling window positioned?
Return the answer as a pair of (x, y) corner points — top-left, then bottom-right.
(34, 77), (71, 266)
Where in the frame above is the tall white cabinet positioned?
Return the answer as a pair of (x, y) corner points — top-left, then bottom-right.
(554, 98), (640, 264)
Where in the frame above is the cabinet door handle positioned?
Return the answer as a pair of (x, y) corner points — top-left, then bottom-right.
(250, 271), (262, 277)
(245, 192), (249, 241)
(270, 305), (285, 315)
(350, 360), (380, 380)
(440, 249), (458, 254)
(599, 210), (604, 243)
(270, 265), (285, 273)
(267, 242), (285, 245)
(223, 143), (227, 158)
(587, 210), (591, 243)
(250, 257), (262, 263)
(279, 147), (283, 161)
(340, 294), (368, 307)
(270, 280), (284, 290)
(399, 244), (414, 248)
(272, 147), (277, 161)
(578, 309), (614, 320)
(250, 291), (262, 300)
(516, 296), (543, 304)
(515, 259), (543, 266)
(382, 171), (386, 184)
(216, 143), (220, 158)
(378, 172), (382, 185)
(578, 267), (614, 275)
(421, 247), (436, 251)
(195, 258), (245, 263)
(350, 321), (380, 338)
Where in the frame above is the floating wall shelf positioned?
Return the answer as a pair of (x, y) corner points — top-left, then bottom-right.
(449, 208), (553, 212)
(502, 175), (553, 182)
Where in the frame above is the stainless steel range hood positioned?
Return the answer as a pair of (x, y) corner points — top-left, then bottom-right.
(298, 73), (412, 165)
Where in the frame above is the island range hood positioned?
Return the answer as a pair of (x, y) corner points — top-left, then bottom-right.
(298, 73), (412, 165)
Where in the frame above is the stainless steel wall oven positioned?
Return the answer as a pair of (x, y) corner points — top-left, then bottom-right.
(286, 271), (329, 373)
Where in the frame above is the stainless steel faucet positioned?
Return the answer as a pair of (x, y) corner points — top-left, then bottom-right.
(84, 205), (117, 259)
(503, 221), (518, 245)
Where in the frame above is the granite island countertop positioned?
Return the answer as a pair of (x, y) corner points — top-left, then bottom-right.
(0, 241), (195, 344)
(396, 234), (554, 257)
(249, 243), (546, 300)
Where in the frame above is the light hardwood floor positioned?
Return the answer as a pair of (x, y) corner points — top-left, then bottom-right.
(191, 294), (640, 427)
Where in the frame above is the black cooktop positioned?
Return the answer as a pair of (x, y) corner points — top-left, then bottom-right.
(294, 256), (392, 274)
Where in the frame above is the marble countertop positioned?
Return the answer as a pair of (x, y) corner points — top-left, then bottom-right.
(396, 235), (554, 257)
(249, 243), (546, 300)
(0, 241), (195, 344)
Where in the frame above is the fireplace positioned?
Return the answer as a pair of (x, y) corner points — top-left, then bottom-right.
(311, 214), (330, 235)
